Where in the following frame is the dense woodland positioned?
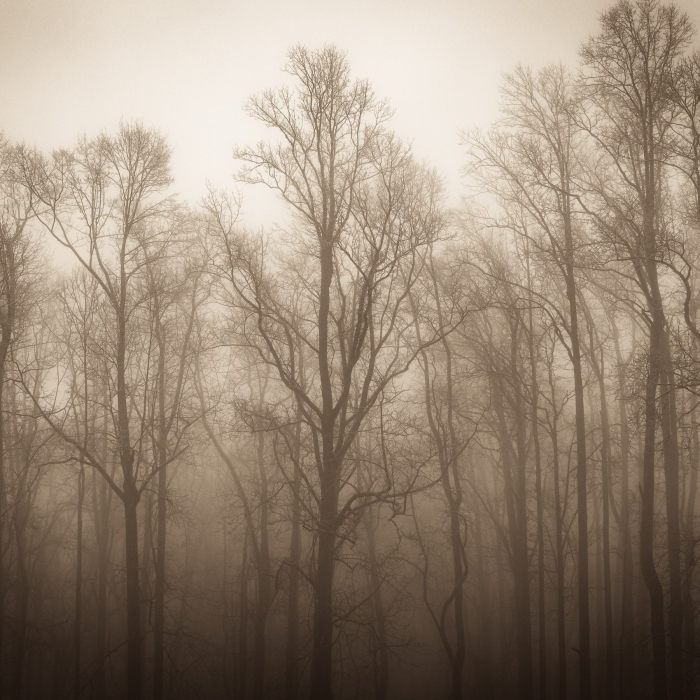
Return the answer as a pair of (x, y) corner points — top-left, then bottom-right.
(2, 1), (700, 699)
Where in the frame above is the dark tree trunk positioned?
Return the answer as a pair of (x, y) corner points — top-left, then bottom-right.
(472, 499), (495, 700)
(124, 486), (142, 700)
(253, 419), (271, 700)
(310, 237), (337, 700)
(526, 252), (546, 700)
(548, 362), (567, 700)
(74, 466), (85, 700)
(363, 503), (389, 700)
(285, 405), (302, 700)
(153, 449), (167, 700)
(683, 410), (698, 699)
(660, 337), (684, 700)
(567, 280), (590, 700)
(611, 314), (636, 700)
(0, 237), (16, 695)
(494, 369), (533, 700)
(92, 405), (112, 700)
(12, 505), (29, 700)
(154, 324), (168, 700)
(310, 469), (339, 700)
(640, 310), (667, 700)
(512, 322), (535, 700)
(239, 527), (249, 699)
(588, 332), (614, 700)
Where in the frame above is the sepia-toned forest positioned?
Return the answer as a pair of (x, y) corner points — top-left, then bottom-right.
(2, 1), (700, 698)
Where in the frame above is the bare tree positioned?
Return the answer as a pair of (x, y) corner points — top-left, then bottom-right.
(206, 45), (446, 699)
(579, 5), (695, 696)
(20, 122), (176, 700)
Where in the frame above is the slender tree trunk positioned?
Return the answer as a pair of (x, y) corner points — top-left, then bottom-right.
(310, 469), (339, 700)
(410, 269), (466, 700)
(593, 471), (604, 698)
(239, 528), (249, 700)
(10, 381), (30, 700)
(640, 310), (667, 700)
(588, 333), (614, 700)
(12, 502), (29, 700)
(92, 400), (112, 700)
(363, 502), (389, 700)
(140, 486), (153, 686)
(568, 291), (590, 700)
(447, 493), (466, 700)
(92, 479), (109, 699)
(154, 324), (168, 700)
(0, 233), (16, 696)
(0, 351), (7, 696)
(600, 383), (614, 700)
(683, 408), (698, 699)
(253, 415), (271, 700)
(114, 249), (142, 698)
(153, 447), (167, 700)
(74, 466), (85, 700)
(124, 485), (142, 700)
(472, 497), (494, 700)
(660, 335), (684, 700)
(611, 314), (636, 700)
(526, 249), (546, 700)
(513, 322), (535, 700)
(0, 354), (7, 695)
(310, 237), (337, 700)
(223, 514), (232, 700)
(494, 369), (533, 700)
(285, 404), (302, 700)
(432, 254), (467, 700)
(548, 363), (567, 700)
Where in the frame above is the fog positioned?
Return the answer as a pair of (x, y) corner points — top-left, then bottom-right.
(1, 2), (700, 699)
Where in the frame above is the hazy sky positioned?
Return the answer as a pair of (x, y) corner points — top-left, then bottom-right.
(3, 0), (700, 228)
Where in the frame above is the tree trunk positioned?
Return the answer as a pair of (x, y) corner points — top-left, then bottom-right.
(92, 404), (112, 700)
(683, 408), (698, 699)
(660, 335), (684, 700)
(494, 370), (533, 700)
(526, 251), (546, 700)
(611, 314), (636, 700)
(567, 285), (590, 700)
(124, 487), (142, 700)
(472, 498), (495, 700)
(239, 528), (249, 700)
(154, 322), (168, 700)
(310, 231), (337, 700)
(548, 362), (567, 700)
(589, 336), (614, 700)
(363, 502), (389, 700)
(10, 381), (29, 700)
(432, 255), (467, 700)
(0, 231), (16, 695)
(512, 321), (535, 700)
(640, 310), (667, 700)
(310, 470), (339, 700)
(153, 450), (167, 700)
(140, 486), (153, 686)
(0, 350), (7, 695)
(253, 418), (271, 700)
(74, 466), (85, 700)
(285, 404), (302, 700)
(12, 502), (29, 700)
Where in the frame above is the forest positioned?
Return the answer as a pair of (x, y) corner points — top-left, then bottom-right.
(1, 1), (700, 699)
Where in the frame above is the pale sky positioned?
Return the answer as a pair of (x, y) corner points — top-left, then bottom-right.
(3, 0), (700, 229)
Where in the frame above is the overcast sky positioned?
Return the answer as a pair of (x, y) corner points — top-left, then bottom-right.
(3, 0), (700, 229)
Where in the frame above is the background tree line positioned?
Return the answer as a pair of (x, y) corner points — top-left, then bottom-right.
(1, 2), (700, 698)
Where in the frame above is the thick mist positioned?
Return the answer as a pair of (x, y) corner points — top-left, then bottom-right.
(1, 3), (700, 699)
